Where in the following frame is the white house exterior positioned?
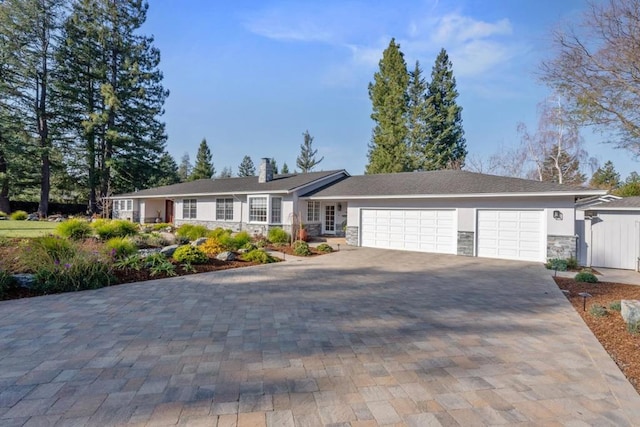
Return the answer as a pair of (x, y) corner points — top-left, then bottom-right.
(112, 163), (606, 263)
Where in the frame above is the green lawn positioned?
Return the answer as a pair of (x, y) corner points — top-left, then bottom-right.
(0, 220), (58, 238)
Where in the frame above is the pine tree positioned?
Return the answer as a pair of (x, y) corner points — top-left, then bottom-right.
(177, 153), (192, 182)
(147, 152), (180, 187)
(613, 172), (640, 197)
(589, 160), (620, 190)
(407, 61), (429, 170)
(366, 38), (410, 174)
(423, 48), (466, 170)
(271, 158), (278, 174)
(237, 155), (256, 177)
(217, 166), (233, 178)
(190, 139), (214, 180)
(540, 150), (585, 185)
(297, 130), (324, 173)
(281, 162), (290, 174)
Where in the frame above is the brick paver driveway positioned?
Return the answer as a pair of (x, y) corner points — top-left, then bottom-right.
(1, 247), (639, 426)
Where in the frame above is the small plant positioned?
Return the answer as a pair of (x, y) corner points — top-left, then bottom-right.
(241, 249), (277, 264)
(144, 252), (169, 267)
(32, 254), (115, 294)
(56, 219), (93, 240)
(105, 237), (137, 259)
(0, 270), (16, 297)
(10, 210), (28, 221)
(208, 227), (232, 240)
(199, 237), (226, 256)
(609, 301), (622, 312)
(255, 237), (269, 248)
(231, 231), (251, 249)
(545, 258), (568, 271)
(143, 252), (176, 276)
(575, 271), (598, 283)
(589, 304), (608, 317)
(241, 242), (257, 252)
(566, 257), (579, 270)
(173, 245), (208, 264)
(180, 262), (197, 273)
(316, 243), (334, 253)
(132, 232), (171, 248)
(293, 240), (312, 256)
(113, 254), (144, 271)
(628, 320), (640, 335)
(267, 227), (290, 244)
(30, 235), (77, 260)
(93, 219), (138, 239)
(0, 210), (7, 218)
(176, 224), (210, 241)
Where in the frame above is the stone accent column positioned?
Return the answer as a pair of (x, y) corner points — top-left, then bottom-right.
(547, 235), (577, 259)
(306, 223), (321, 237)
(346, 226), (359, 246)
(457, 231), (474, 256)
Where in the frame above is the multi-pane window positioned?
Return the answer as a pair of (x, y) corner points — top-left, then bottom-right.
(307, 201), (320, 222)
(271, 197), (282, 224)
(216, 198), (234, 221)
(114, 200), (133, 211)
(249, 197), (268, 222)
(126, 200), (132, 211)
(182, 199), (197, 219)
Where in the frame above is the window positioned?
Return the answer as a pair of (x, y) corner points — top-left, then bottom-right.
(307, 201), (320, 222)
(271, 197), (282, 224)
(183, 199), (197, 219)
(216, 198), (234, 221)
(126, 200), (132, 211)
(249, 197), (267, 222)
(114, 200), (132, 211)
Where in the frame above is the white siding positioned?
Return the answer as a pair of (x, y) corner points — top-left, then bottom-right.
(590, 212), (640, 270)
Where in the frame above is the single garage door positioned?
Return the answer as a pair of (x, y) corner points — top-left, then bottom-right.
(360, 209), (456, 254)
(591, 212), (640, 270)
(477, 210), (544, 262)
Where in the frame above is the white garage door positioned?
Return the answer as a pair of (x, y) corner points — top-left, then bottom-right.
(591, 213), (640, 270)
(360, 209), (456, 254)
(477, 210), (544, 262)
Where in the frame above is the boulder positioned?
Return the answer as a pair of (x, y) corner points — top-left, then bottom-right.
(138, 248), (161, 258)
(621, 300), (640, 325)
(192, 237), (208, 247)
(160, 244), (180, 258)
(216, 251), (236, 262)
(13, 274), (36, 288)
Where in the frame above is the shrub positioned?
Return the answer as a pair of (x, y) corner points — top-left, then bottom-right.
(131, 232), (170, 249)
(0, 270), (16, 297)
(105, 237), (137, 259)
(32, 253), (115, 294)
(31, 235), (77, 260)
(589, 304), (608, 317)
(267, 227), (289, 244)
(575, 271), (598, 283)
(176, 224), (210, 241)
(199, 237), (226, 256)
(293, 240), (312, 256)
(255, 237), (269, 248)
(241, 242), (257, 252)
(173, 245), (208, 264)
(628, 320), (640, 335)
(151, 222), (173, 231)
(10, 210), (28, 221)
(208, 227), (232, 240)
(545, 258), (568, 271)
(609, 301), (622, 311)
(566, 257), (579, 270)
(316, 243), (334, 253)
(232, 231), (251, 249)
(93, 219), (138, 240)
(143, 252), (176, 277)
(241, 249), (277, 264)
(56, 219), (93, 240)
(0, 211), (7, 218)
(114, 254), (144, 271)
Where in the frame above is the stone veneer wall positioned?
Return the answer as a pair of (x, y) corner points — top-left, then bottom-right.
(346, 226), (359, 246)
(175, 220), (295, 237)
(457, 231), (474, 256)
(547, 235), (576, 259)
(306, 223), (321, 237)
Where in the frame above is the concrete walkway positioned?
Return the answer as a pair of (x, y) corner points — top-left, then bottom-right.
(557, 266), (640, 286)
(1, 248), (639, 426)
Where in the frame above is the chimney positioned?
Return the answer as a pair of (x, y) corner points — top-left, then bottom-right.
(258, 158), (273, 183)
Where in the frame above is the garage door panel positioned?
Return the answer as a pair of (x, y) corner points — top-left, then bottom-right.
(360, 209), (456, 254)
(477, 210), (543, 262)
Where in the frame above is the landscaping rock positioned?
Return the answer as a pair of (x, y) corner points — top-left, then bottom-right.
(621, 300), (640, 324)
(160, 244), (180, 258)
(13, 274), (35, 289)
(192, 237), (208, 247)
(138, 248), (161, 258)
(216, 251), (236, 261)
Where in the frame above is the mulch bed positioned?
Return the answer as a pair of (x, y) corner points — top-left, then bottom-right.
(266, 244), (324, 257)
(555, 277), (640, 393)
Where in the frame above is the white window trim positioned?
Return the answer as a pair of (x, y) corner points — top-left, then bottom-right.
(248, 195), (284, 224)
(183, 199), (197, 219)
(248, 196), (268, 223)
(216, 198), (234, 221)
(307, 200), (320, 223)
(271, 197), (282, 224)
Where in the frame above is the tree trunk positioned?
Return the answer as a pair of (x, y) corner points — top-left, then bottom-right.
(0, 147), (10, 214)
(36, 9), (50, 218)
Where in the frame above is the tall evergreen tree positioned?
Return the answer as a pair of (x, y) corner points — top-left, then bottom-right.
(423, 48), (466, 169)
(297, 130), (323, 173)
(271, 158), (278, 174)
(147, 152), (180, 187)
(281, 162), (290, 174)
(407, 61), (429, 170)
(237, 155), (255, 177)
(366, 38), (410, 174)
(177, 153), (192, 182)
(190, 138), (214, 180)
(540, 150), (585, 185)
(589, 160), (620, 190)
(217, 166), (232, 178)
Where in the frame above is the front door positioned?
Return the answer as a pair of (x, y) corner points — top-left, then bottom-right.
(165, 200), (174, 223)
(324, 205), (336, 234)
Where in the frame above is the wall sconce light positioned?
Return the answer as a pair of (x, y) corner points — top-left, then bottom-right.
(553, 210), (563, 220)
(337, 203), (342, 211)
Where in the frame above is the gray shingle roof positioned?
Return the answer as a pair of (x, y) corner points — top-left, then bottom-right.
(588, 196), (640, 210)
(302, 170), (604, 198)
(114, 170), (347, 198)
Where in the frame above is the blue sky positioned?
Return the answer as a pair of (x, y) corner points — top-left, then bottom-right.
(144, 0), (636, 180)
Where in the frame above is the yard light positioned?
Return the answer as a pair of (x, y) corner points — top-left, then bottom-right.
(337, 243), (340, 251)
(578, 292), (592, 311)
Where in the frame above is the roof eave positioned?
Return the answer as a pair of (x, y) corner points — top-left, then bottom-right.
(286, 170), (350, 192)
(112, 189), (290, 199)
(304, 190), (608, 200)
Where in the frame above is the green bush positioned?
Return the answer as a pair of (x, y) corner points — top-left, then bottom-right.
(589, 304), (608, 317)
(267, 227), (289, 244)
(10, 210), (28, 221)
(545, 258), (568, 271)
(0, 211), (7, 218)
(216, 230), (252, 251)
(628, 320), (640, 335)
(566, 257), (579, 270)
(241, 249), (277, 264)
(131, 232), (170, 249)
(31, 235), (77, 260)
(232, 231), (251, 249)
(609, 301), (622, 311)
(113, 254), (144, 271)
(316, 243), (334, 253)
(208, 227), (232, 240)
(0, 270), (16, 297)
(293, 240), (312, 256)
(105, 237), (137, 259)
(93, 219), (138, 240)
(241, 242), (257, 252)
(142, 252), (176, 277)
(173, 245), (208, 264)
(575, 271), (598, 283)
(56, 219), (93, 240)
(176, 224), (210, 241)
(32, 253), (115, 294)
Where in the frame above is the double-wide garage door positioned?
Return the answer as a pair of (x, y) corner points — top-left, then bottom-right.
(361, 209), (456, 254)
(477, 210), (544, 262)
